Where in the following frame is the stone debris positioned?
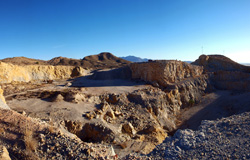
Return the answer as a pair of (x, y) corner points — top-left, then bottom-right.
(146, 112), (250, 159)
(121, 123), (136, 136)
(1, 54), (250, 159)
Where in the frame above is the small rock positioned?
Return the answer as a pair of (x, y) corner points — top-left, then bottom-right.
(65, 82), (72, 87)
(121, 123), (136, 136)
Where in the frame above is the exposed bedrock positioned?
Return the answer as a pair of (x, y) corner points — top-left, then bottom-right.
(130, 60), (204, 87)
(90, 60), (211, 108)
(0, 62), (86, 83)
(129, 60), (212, 108)
(0, 88), (10, 110)
(193, 54), (250, 91)
(192, 54), (250, 72)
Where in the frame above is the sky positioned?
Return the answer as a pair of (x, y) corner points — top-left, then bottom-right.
(0, 0), (250, 62)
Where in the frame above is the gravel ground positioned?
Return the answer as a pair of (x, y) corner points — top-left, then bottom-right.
(125, 112), (250, 159)
(148, 111), (250, 159)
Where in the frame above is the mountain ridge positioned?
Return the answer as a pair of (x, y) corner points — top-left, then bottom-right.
(0, 52), (131, 70)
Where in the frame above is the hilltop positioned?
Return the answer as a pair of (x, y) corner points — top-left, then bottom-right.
(192, 54), (250, 72)
(0, 56), (47, 65)
(0, 52), (131, 70)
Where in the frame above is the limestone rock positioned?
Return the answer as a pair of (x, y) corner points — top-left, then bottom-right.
(193, 54), (250, 91)
(0, 88), (10, 110)
(0, 88), (6, 104)
(106, 108), (116, 119)
(121, 123), (136, 136)
(0, 146), (11, 160)
(65, 82), (72, 87)
(130, 60), (203, 88)
(65, 92), (85, 103)
(51, 94), (64, 102)
(192, 54), (250, 72)
(0, 62), (86, 83)
(71, 66), (84, 77)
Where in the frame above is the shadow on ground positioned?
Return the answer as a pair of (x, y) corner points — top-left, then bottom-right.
(179, 90), (250, 130)
(70, 67), (145, 87)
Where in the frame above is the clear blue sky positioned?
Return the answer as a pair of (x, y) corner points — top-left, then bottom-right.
(0, 0), (250, 62)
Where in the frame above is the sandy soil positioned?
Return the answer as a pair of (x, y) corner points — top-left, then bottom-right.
(6, 75), (149, 123)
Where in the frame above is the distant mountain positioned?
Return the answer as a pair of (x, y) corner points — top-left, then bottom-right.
(184, 61), (193, 64)
(120, 56), (149, 62)
(241, 63), (250, 66)
(48, 52), (131, 69)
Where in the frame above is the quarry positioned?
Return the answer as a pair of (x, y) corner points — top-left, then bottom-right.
(1, 53), (250, 159)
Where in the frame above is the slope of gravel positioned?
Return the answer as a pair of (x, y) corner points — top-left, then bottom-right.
(147, 111), (250, 159)
(125, 112), (250, 159)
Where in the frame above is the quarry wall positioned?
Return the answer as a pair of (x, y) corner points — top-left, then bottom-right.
(0, 62), (86, 83)
(130, 60), (203, 87)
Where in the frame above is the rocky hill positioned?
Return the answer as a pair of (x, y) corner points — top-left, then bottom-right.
(1, 52), (131, 70)
(0, 56), (47, 65)
(192, 54), (250, 72)
(193, 54), (250, 91)
(81, 52), (131, 69)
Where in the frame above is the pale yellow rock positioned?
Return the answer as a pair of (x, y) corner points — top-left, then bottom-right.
(0, 62), (86, 83)
(0, 146), (11, 160)
(0, 88), (6, 104)
(130, 60), (203, 87)
(0, 88), (10, 109)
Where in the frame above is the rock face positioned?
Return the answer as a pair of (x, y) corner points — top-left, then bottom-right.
(213, 71), (250, 91)
(129, 60), (211, 108)
(0, 88), (6, 104)
(0, 62), (86, 83)
(192, 54), (250, 72)
(165, 74), (211, 107)
(130, 60), (203, 88)
(193, 55), (250, 91)
(0, 88), (9, 110)
(0, 146), (11, 160)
